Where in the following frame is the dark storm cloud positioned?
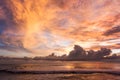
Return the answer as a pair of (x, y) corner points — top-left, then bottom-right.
(103, 26), (120, 36)
(87, 48), (111, 59)
(68, 45), (112, 60)
(68, 45), (86, 59)
(94, 48), (111, 58)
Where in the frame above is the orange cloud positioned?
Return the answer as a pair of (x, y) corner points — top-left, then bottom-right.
(0, 0), (120, 56)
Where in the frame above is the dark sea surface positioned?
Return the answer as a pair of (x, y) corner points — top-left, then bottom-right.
(0, 60), (120, 80)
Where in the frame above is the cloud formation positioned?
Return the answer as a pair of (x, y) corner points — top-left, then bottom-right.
(68, 45), (111, 60)
(103, 26), (120, 36)
(0, 0), (120, 56)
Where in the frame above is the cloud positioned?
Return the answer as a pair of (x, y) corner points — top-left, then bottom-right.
(103, 26), (120, 36)
(0, 19), (7, 34)
(68, 45), (112, 60)
(68, 45), (86, 59)
(0, 1), (15, 22)
(0, 33), (30, 53)
(87, 47), (111, 59)
(0, 0), (119, 56)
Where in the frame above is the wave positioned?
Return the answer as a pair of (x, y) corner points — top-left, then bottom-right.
(0, 69), (120, 75)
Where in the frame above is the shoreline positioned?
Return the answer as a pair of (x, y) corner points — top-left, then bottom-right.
(0, 69), (120, 75)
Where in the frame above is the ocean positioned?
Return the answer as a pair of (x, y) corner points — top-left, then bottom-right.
(0, 60), (120, 80)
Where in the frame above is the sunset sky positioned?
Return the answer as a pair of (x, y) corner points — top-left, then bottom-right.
(0, 0), (120, 57)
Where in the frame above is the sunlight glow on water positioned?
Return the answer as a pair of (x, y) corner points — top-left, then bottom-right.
(65, 64), (74, 69)
(0, 60), (120, 71)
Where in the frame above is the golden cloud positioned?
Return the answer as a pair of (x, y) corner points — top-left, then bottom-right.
(0, 0), (120, 56)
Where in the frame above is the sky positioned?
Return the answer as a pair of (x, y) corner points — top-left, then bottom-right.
(0, 0), (120, 57)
